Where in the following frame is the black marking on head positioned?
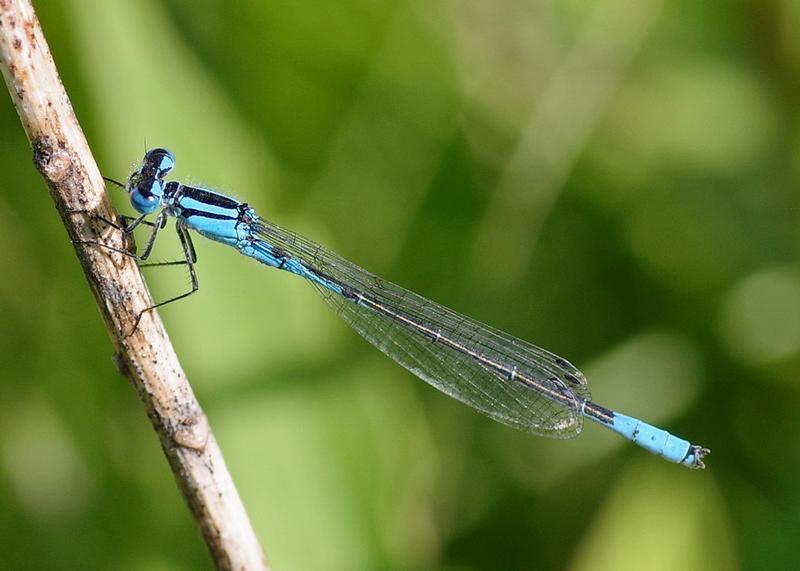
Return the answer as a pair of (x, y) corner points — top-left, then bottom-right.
(563, 373), (580, 386)
(134, 179), (155, 198)
(141, 148), (174, 180)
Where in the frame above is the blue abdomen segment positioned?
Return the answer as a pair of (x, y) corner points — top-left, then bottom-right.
(240, 239), (344, 296)
(588, 410), (704, 468)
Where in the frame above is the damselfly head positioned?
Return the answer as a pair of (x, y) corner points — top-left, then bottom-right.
(127, 148), (176, 215)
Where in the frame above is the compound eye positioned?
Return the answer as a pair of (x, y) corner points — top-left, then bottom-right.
(145, 148), (175, 178)
(130, 180), (163, 214)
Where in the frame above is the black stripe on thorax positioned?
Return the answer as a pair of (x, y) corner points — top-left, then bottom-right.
(179, 208), (238, 221)
(181, 184), (243, 210)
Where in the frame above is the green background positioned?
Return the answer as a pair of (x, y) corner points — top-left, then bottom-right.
(1, 0), (799, 569)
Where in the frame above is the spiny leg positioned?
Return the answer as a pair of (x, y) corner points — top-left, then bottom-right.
(67, 208), (158, 257)
(67, 210), (199, 334)
(128, 221), (200, 336)
(68, 210), (193, 269)
(79, 209), (169, 263)
(137, 210), (168, 260)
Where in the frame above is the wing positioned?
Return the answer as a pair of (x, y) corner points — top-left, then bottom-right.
(253, 219), (590, 438)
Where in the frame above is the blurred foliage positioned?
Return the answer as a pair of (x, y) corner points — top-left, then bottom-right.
(1, 0), (799, 569)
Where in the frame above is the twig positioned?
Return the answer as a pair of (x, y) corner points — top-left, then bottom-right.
(0, 2), (268, 569)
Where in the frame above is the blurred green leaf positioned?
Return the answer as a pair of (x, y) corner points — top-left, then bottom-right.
(2, 0), (799, 569)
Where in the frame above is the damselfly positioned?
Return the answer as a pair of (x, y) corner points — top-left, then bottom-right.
(102, 148), (709, 468)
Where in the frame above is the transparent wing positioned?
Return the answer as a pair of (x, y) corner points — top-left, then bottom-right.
(254, 219), (591, 438)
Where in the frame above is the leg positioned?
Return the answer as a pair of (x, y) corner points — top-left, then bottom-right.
(136, 223), (195, 268)
(138, 210), (169, 260)
(66, 208), (141, 258)
(65, 208), (156, 233)
(129, 222), (200, 335)
(151, 222), (199, 305)
(119, 214), (157, 232)
(68, 210), (200, 335)
(69, 210), (190, 267)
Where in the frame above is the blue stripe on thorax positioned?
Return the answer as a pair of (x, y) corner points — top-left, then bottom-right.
(171, 185), (249, 247)
(168, 183), (344, 295)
